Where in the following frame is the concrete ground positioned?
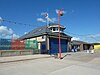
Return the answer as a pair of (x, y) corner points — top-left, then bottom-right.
(0, 54), (50, 63)
(0, 50), (100, 75)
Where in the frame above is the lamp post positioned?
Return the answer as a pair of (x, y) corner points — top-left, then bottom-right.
(58, 9), (64, 59)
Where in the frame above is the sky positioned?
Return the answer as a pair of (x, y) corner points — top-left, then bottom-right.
(0, 0), (100, 43)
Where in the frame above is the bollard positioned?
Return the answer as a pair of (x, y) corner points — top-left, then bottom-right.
(91, 50), (94, 54)
(87, 50), (90, 53)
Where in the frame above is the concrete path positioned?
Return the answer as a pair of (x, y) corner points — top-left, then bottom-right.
(48, 65), (100, 75)
(0, 50), (100, 75)
(0, 54), (51, 63)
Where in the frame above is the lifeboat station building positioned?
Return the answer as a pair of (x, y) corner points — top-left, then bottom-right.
(19, 23), (72, 54)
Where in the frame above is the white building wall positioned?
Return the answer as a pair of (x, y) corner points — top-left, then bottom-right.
(30, 38), (36, 40)
(38, 43), (41, 50)
(37, 35), (46, 42)
(27, 35), (46, 42)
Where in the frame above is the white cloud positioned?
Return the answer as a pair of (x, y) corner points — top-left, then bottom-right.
(45, 17), (52, 22)
(40, 12), (52, 22)
(71, 37), (80, 41)
(0, 26), (13, 34)
(88, 34), (100, 38)
(0, 34), (19, 39)
(37, 12), (57, 23)
(45, 17), (57, 23)
(0, 25), (19, 39)
(51, 18), (57, 22)
(41, 12), (49, 18)
(24, 32), (28, 34)
(97, 41), (100, 43)
(37, 18), (46, 23)
(71, 35), (100, 43)
(13, 34), (19, 39)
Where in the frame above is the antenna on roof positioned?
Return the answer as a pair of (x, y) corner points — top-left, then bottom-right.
(41, 12), (49, 25)
(41, 12), (56, 25)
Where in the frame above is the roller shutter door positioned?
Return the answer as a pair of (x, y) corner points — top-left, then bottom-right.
(49, 38), (67, 54)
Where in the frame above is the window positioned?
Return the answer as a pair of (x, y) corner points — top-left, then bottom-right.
(53, 28), (55, 31)
(50, 28), (52, 31)
(60, 28), (64, 32)
(55, 27), (58, 31)
(49, 26), (64, 32)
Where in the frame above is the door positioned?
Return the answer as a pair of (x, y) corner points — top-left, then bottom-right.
(49, 38), (68, 54)
(41, 42), (47, 54)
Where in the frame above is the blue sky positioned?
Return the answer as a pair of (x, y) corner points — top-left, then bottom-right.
(0, 0), (100, 43)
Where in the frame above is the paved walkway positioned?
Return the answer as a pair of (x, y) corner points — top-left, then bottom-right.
(0, 50), (100, 63)
(0, 54), (51, 63)
(0, 50), (100, 75)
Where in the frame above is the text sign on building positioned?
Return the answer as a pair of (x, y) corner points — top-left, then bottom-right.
(37, 35), (45, 42)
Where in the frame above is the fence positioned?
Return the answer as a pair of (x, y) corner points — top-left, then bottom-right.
(11, 40), (25, 50)
(0, 39), (38, 50)
(0, 39), (39, 56)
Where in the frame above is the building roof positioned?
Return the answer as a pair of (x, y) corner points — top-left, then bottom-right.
(71, 40), (92, 45)
(93, 43), (100, 45)
(19, 23), (72, 40)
